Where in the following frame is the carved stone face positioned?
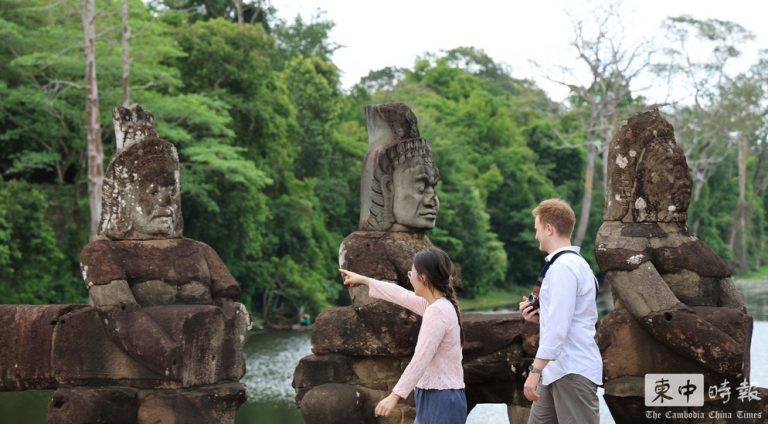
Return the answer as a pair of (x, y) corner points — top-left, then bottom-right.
(129, 170), (181, 238)
(634, 140), (692, 222)
(100, 137), (184, 240)
(390, 160), (439, 231)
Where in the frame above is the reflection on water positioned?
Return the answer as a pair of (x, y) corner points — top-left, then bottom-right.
(242, 331), (311, 402)
(737, 279), (768, 321)
(236, 330), (309, 423)
(739, 279), (768, 389)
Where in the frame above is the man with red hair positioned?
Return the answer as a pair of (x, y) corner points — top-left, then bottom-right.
(519, 198), (602, 424)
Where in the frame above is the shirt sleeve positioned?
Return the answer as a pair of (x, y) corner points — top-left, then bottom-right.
(368, 279), (429, 315)
(392, 305), (447, 398)
(536, 263), (578, 361)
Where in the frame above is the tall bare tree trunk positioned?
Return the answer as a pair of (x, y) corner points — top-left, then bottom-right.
(121, 0), (131, 107)
(234, 0), (244, 26)
(604, 93), (622, 192)
(729, 136), (749, 273)
(601, 116), (619, 194)
(83, 0), (103, 239)
(690, 177), (704, 234)
(575, 140), (597, 246)
(753, 143), (768, 270)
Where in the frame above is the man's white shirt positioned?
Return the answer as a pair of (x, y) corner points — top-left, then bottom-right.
(536, 246), (603, 386)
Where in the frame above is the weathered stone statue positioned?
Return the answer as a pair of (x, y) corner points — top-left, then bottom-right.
(341, 104), (442, 306)
(595, 109), (767, 422)
(80, 106), (246, 382)
(294, 103), (535, 424)
(0, 105), (249, 423)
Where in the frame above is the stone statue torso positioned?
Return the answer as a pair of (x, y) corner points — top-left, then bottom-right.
(81, 238), (239, 306)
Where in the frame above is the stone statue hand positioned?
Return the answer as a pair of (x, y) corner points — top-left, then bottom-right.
(374, 392), (400, 417)
(338, 269), (370, 287)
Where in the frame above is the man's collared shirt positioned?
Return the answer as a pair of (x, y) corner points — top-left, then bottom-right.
(536, 246), (603, 386)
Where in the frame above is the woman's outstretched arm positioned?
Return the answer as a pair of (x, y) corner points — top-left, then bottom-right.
(339, 269), (428, 315)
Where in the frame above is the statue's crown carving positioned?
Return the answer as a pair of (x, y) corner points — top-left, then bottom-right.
(100, 105), (182, 239)
(382, 138), (435, 173)
(113, 105), (159, 151)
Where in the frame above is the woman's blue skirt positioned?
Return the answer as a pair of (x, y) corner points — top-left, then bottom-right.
(414, 387), (467, 424)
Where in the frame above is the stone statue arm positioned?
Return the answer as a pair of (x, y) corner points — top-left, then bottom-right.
(609, 261), (745, 378)
(654, 236), (746, 309)
(81, 240), (179, 375)
(200, 241), (241, 301)
(196, 242), (251, 332)
(719, 277), (747, 309)
(88, 280), (181, 377)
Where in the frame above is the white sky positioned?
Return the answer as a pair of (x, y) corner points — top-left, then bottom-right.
(272, 0), (767, 103)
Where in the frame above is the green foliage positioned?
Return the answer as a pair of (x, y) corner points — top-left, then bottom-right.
(688, 165), (737, 262)
(265, 176), (340, 315)
(364, 53), (567, 288)
(1, 1), (765, 322)
(272, 14), (339, 68)
(152, 0), (275, 27)
(0, 181), (83, 304)
(167, 14), (351, 321)
(524, 120), (584, 201)
(284, 56), (341, 179)
(281, 55), (365, 240)
(736, 266), (768, 281)
(358, 67), (406, 93)
(172, 18), (298, 174)
(431, 183), (507, 298)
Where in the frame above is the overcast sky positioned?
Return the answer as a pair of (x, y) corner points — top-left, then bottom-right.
(272, 0), (766, 103)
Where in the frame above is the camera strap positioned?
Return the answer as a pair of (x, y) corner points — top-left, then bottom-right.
(531, 250), (598, 300)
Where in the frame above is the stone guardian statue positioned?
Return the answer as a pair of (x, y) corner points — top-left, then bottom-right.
(341, 103), (443, 306)
(595, 109), (766, 422)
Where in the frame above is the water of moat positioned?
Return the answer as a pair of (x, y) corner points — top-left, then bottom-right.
(1, 280), (766, 423)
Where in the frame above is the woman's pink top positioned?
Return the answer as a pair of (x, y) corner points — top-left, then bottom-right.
(368, 279), (465, 398)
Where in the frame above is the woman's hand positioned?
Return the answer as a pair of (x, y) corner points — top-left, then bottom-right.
(374, 392), (400, 417)
(338, 269), (370, 287)
(519, 297), (540, 324)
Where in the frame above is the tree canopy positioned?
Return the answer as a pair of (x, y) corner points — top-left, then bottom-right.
(1, 1), (765, 323)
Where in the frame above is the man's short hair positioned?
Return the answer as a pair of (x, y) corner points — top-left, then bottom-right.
(532, 199), (576, 238)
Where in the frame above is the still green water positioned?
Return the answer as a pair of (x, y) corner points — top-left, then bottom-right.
(1, 279), (766, 423)
(236, 330), (309, 423)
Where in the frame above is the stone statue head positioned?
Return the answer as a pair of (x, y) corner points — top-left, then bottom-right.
(359, 104), (440, 232)
(632, 137), (692, 222)
(604, 109), (692, 223)
(99, 135), (183, 240)
(112, 105), (158, 151)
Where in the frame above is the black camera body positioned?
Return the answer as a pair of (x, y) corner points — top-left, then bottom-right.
(526, 293), (540, 310)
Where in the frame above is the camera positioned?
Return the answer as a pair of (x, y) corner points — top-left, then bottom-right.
(526, 293), (540, 310)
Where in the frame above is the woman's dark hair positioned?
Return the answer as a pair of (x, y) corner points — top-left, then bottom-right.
(413, 247), (463, 346)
